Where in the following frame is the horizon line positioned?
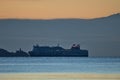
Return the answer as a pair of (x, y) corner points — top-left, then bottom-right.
(0, 13), (119, 20)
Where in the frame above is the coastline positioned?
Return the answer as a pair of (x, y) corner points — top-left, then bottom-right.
(0, 73), (120, 80)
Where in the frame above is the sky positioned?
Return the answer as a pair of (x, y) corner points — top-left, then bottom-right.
(0, 0), (120, 57)
(0, 0), (120, 19)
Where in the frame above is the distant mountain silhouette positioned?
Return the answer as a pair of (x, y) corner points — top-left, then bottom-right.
(0, 48), (29, 57)
(0, 48), (10, 57)
(0, 13), (120, 57)
(103, 13), (120, 19)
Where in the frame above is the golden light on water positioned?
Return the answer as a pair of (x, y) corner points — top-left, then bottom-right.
(0, 73), (120, 80)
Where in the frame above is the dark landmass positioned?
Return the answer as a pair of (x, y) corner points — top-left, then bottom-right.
(0, 48), (29, 57)
(0, 44), (88, 57)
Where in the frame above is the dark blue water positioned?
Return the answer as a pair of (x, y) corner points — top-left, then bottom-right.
(0, 57), (120, 73)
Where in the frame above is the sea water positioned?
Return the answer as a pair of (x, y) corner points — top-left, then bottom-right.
(0, 57), (120, 74)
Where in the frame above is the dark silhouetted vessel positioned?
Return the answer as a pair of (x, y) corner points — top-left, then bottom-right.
(29, 44), (88, 57)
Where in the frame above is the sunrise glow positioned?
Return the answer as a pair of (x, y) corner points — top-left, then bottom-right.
(0, 0), (120, 19)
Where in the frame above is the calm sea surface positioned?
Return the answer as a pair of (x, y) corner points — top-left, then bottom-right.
(0, 57), (120, 74)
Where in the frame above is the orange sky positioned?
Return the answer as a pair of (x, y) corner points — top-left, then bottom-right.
(0, 0), (120, 19)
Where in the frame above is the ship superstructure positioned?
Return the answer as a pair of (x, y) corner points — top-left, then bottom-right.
(29, 44), (88, 57)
